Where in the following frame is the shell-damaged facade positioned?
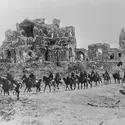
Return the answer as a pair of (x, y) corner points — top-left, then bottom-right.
(0, 17), (125, 70)
(0, 18), (76, 64)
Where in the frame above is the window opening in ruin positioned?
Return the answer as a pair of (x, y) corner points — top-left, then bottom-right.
(69, 48), (72, 61)
(28, 51), (32, 57)
(43, 28), (48, 36)
(45, 47), (49, 61)
(86, 58), (89, 61)
(6, 49), (11, 59)
(77, 52), (85, 61)
(117, 62), (122, 67)
(118, 53), (121, 57)
(110, 54), (114, 60)
(22, 25), (34, 37)
(30, 46), (34, 50)
(80, 54), (84, 61)
(19, 50), (22, 58)
(96, 49), (102, 60)
(13, 50), (16, 63)
(97, 49), (102, 55)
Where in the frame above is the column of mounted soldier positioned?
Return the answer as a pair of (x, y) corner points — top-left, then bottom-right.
(0, 69), (125, 100)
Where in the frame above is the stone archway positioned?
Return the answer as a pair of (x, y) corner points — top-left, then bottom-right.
(96, 48), (103, 60)
(76, 51), (85, 61)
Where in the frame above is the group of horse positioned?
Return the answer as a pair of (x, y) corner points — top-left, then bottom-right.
(0, 70), (124, 99)
(20, 70), (125, 93)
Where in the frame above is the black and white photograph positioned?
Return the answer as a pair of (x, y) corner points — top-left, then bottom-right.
(0, 0), (125, 125)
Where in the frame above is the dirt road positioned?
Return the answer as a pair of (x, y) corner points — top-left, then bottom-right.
(0, 84), (125, 125)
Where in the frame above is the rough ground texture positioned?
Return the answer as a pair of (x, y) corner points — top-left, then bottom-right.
(0, 84), (125, 125)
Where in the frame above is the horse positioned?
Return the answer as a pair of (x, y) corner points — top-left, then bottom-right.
(43, 76), (56, 92)
(77, 72), (88, 89)
(63, 76), (73, 90)
(7, 77), (22, 94)
(23, 77), (32, 93)
(35, 79), (42, 93)
(103, 73), (111, 85)
(0, 77), (10, 95)
(95, 72), (102, 85)
(112, 72), (121, 84)
(87, 73), (93, 88)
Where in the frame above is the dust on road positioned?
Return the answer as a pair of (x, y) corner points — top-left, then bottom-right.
(0, 84), (125, 125)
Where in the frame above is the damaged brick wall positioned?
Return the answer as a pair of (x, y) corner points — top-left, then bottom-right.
(88, 43), (111, 61)
(1, 18), (76, 64)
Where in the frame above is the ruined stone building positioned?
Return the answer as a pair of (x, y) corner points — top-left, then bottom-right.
(0, 18), (76, 64)
(88, 43), (122, 62)
(1, 17), (125, 70)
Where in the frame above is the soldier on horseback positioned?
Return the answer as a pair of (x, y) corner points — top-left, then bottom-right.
(91, 69), (95, 78)
(29, 72), (36, 82)
(29, 72), (36, 88)
(14, 82), (20, 100)
(55, 72), (61, 90)
(71, 71), (77, 90)
(103, 70), (110, 84)
(22, 72), (27, 85)
(6, 72), (13, 82)
(49, 72), (53, 81)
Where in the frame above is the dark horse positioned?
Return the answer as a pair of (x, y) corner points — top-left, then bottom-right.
(43, 76), (56, 92)
(88, 73), (100, 88)
(23, 77), (32, 93)
(77, 71), (88, 89)
(112, 72), (121, 84)
(103, 73), (111, 85)
(0, 77), (10, 95)
(63, 76), (73, 90)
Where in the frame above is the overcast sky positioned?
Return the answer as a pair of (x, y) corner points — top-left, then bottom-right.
(0, 0), (125, 49)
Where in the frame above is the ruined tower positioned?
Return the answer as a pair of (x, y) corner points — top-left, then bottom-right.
(119, 28), (125, 50)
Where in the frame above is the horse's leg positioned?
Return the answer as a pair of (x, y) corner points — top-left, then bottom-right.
(68, 85), (70, 90)
(38, 85), (41, 92)
(53, 84), (56, 92)
(13, 90), (15, 95)
(36, 87), (38, 93)
(104, 79), (106, 85)
(44, 84), (47, 92)
(74, 83), (76, 90)
(81, 83), (83, 89)
(24, 86), (27, 93)
(115, 79), (116, 84)
(86, 82), (88, 89)
(65, 84), (67, 91)
(48, 85), (51, 92)
(17, 91), (19, 100)
(84, 82), (86, 89)
(118, 79), (120, 84)
(4, 89), (6, 95)
(57, 82), (59, 90)
(27, 87), (30, 93)
(70, 83), (72, 90)
(78, 82), (79, 89)
(122, 78), (124, 84)
(90, 81), (92, 88)
(7, 89), (9, 96)
(0, 89), (2, 94)
(95, 82), (97, 87)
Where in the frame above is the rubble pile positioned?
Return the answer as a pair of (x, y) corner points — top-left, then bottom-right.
(0, 96), (15, 121)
